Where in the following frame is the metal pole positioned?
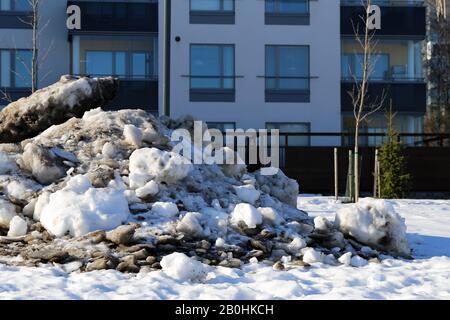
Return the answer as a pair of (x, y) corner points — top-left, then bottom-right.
(162, 0), (171, 117)
(334, 148), (338, 201)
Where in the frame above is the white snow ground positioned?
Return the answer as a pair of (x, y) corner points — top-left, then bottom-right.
(1, 196), (449, 300)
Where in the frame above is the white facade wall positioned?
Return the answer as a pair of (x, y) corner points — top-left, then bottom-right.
(163, 0), (342, 146)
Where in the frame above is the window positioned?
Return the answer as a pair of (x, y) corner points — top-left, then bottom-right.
(0, 0), (32, 12)
(341, 53), (390, 81)
(265, 45), (310, 102)
(190, 44), (235, 102)
(265, 0), (310, 25)
(190, 0), (235, 24)
(191, 0), (234, 12)
(0, 49), (32, 88)
(85, 50), (155, 79)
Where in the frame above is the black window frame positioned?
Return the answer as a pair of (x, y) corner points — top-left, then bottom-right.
(265, 0), (310, 25)
(189, 0), (235, 25)
(265, 45), (311, 103)
(189, 44), (236, 102)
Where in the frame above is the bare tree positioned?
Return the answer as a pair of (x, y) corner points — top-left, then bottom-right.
(348, 0), (386, 202)
(425, 0), (450, 145)
(17, 0), (52, 93)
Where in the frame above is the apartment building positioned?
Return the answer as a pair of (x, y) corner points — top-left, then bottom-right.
(0, 0), (427, 146)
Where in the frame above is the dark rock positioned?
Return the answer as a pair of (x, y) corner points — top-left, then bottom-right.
(106, 225), (136, 245)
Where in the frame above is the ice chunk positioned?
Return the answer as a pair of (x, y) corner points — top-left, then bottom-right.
(287, 237), (307, 254)
(151, 202), (179, 218)
(160, 252), (207, 282)
(0, 152), (17, 174)
(0, 198), (16, 228)
(335, 198), (410, 256)
(314, 216), (331, 233)
(302, 248), (323, 264)
(257, 207), (284, 226)
(129, 148), (193, 188)
(176, 212), (203, 238)
(338, 252), (352, 266)
(234, 185), (260, 205)
(39, 175), (130, 237)
(123, 124), (143, 148)
(350, 255), (368, 267)
(135, 181), (159, 199)
(7, 216), (27, 237)
(231, 203), (262, 229)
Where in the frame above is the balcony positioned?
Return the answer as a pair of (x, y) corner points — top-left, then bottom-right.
(104, 79), (158, 114)
(341, 80), (426, 113)
(341, 1), (426, 38)
(67, 1), (158, 34)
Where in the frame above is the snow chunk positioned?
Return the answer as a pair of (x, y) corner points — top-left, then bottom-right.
(302, 248), (323, 264)
(335, 198), (410, 256)
(0, 198), (16, 228)
(102, 142), (116, 159)
(135, 181), (159, 199)
(160, 252), (207, 282)
(129, 148), (193, 188)
(19, 143), (65, 185)
(7, 216), (27, 237)
(151, 202), (179, 218)
(338, 252), (352, 266)
(123, 124), (143, 147)
(350, 255), (368, 268)
(40, 175), (130, 237)
(258, 207), (284, 225)
(287, 237), (307, 254)
(0, 152), (17, 174)
(234, 185), (260, 205)
(231, 203), (262, 229)
(176, 212), (203, 238)
(314, 216), (331, 233)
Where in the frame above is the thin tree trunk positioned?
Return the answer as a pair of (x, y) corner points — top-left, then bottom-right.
(31, 2), (38, 93)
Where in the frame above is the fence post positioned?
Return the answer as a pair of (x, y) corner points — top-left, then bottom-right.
(374, 149), (379, 198)
(346, 150), (355, 202)
(334, 148), (338, 201)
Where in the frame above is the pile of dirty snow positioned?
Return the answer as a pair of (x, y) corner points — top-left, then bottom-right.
(0, 76), (410, 275)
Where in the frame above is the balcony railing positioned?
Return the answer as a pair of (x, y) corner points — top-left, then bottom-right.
(341, 80), (426, 113)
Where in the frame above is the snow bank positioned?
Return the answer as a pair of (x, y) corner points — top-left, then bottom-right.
(39, 175), (130, 237)
(129, 148), (193, 188)
(231, 203), (262, 229)
(335, 198), (410, 256)
(160, 252), (208, 282)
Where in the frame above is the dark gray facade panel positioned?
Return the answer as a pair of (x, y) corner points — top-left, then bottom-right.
(190, 11), (235, 24)
(0, 88), (31, 106)
(105, 80), (158, 113)
(341, 82), (427, 113)
(341, 5), (426, 37)
(190, 89), (235, 102)
(0, 13), (32, 29)
(265, 90), (310, 103)
(265, 14), (310, 26)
